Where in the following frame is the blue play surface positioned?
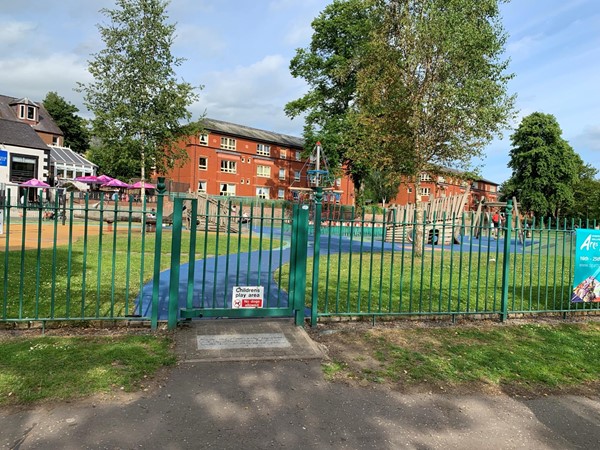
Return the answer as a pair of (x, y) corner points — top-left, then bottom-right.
(135, 227), (536, 320)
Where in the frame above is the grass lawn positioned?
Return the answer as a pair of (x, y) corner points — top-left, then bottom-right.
(0, 331), (175, 406)
(316, 321), (600, 395)
(1, 228), (283, 320)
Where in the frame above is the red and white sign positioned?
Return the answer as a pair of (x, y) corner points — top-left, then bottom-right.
(232, 286), (264, 309)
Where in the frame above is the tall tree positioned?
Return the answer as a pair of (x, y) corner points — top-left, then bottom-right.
(285, 0), (377, 192)
(503, 112), (579, 218)
(78, 0), (200, 182)
(43, 92), (90, 154)
(349, 0), (515, 254)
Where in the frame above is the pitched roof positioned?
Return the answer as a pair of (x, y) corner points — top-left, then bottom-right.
(49, 145), (97, 168)
(0, 94), (63, 136)
(201, 118), (304, 149)
(0, 118), (50, 151)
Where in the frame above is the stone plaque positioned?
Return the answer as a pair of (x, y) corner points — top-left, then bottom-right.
(197, 333), (291, 350)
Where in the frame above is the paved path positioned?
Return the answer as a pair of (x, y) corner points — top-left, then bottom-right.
(2, 319), (599, 449)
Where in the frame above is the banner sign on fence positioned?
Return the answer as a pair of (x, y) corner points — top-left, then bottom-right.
(571, 229), (600, 302)
(232, 286), (264, 308)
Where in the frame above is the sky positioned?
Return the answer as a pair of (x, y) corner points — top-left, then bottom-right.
(1, 0), (599, 184)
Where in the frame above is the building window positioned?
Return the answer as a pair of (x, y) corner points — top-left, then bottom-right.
(220, 183), (236, 196)
(278, 188), (285, 199)
(407, 187), (413, 193)
(336, 178), (341, 187)
(292, 191), (299, 201)
(220, 160), (237, 173)
(198, 157), (208, 170)
(257, 144), (270, 156)
(19, 104), (37, 121)
(295, 151), (301, 161)
(279, 168), (286, 180)
(294, 170), (301, 181)
(256, 187), (270, 199)
(257, 165), (271, 178)
(241, 157), (245, 163)
(246, 179), (250, 184)
(220, 137), (236, 151)
(52, 136), (60, 145)
(420, 173), (431, 181)
(241, 179), (245, 184)
(199, 134), (209, 146)
(198, 181), (207, 192)
(280, 149), (287, 159)
(418, 187), (431, 196)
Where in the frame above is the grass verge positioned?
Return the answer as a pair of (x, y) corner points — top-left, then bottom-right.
(0, 332), (175, 406)
(315, 321), (600, 396)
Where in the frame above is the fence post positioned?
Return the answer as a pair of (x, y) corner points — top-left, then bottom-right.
(500, 199), (513, 322)
(168, 197), (184, 330)
(310, 187), (323, 327)
(291, 205), (309, 326)
(151, 177), (166, 330)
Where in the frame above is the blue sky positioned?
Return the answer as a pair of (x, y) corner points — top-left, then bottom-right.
(1, 0), (599, 184)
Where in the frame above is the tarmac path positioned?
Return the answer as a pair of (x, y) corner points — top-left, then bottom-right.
(1, 319), (599, 449)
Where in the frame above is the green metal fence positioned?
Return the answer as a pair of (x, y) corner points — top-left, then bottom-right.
(0, 182), (166, 325)
(303, 198), (599, 324)
(1, 180), (598, 330)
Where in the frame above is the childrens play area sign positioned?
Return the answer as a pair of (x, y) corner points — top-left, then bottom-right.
(232, 286), (264, 308)
(571, 229), (600, 302)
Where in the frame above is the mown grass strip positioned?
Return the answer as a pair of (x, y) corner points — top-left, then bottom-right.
(0, 333), (175, 406)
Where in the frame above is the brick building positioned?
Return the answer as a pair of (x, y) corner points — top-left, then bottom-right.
(166, 118), (354, 203)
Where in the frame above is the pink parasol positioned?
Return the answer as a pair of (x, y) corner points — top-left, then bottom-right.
(130, 181), (156, 189)
(96, 174), (113, 183)
(21, 178), (50, 187)
(101, 178), (131, 188)
(75, 175), (100, 183)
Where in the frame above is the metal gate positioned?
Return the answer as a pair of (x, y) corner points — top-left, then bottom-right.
(162, 197), (309, 328)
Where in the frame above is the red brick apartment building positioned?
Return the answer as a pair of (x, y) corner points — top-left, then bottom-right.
(166, 118), (355, 203)
(391, 169), (499, 208)
(165, 117), (496, 208)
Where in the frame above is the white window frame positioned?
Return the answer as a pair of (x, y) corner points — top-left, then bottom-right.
(199, 133), (209, 146)
(256, 186), (270, 199)
(280, 149), (287, 159)
(257, 144), (271, 156)
(278, 188), (285, 199)
(295, 151), (301, 161)
(420, 173), (432, 182)
(220, 137), (236, 151)
(19, 104), (37, 121)
(198, 181), (207, 193)
(279, 168), (286, 180)
(257, 165), (271, 178)
(294, 170), (301, 181)
(418, 187), (431, 196)
(220, 160), (237, 173)
(219, 183), (236, 196)
(198, 156), (208, 170)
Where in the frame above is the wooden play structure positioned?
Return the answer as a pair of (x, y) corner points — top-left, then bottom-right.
(385, 188), (471, 245)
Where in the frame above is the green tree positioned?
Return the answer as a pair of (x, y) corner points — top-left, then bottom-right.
(349, 0), (514, 254)
(78, 0), (200, 182)
(43, 92), (90, 154)
(503, 112), (579, 218)
(285, 0), (377, 191)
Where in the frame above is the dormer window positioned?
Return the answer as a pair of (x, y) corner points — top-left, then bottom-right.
(13, 98), (39, 122)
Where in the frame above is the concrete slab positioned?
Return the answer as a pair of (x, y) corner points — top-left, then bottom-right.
(176, 318), (325, 363)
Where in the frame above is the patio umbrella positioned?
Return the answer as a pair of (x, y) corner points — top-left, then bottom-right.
(20, 178), (50, 187)
(130, 181), (156, 189)
(96, 174), (113, 183)
(74, 175), (100, 184)
(101, 178), (131, 188)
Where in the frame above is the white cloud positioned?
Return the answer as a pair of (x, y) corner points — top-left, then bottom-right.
(0, 54), (91, 113)
(191, 54), (307, 135)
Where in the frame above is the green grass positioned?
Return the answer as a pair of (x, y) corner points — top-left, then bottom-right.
(0, 333), (175, 406)
(319, 322), (600, 393)
(278, 231), (598, 316)
(1, 229), (283, 320)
